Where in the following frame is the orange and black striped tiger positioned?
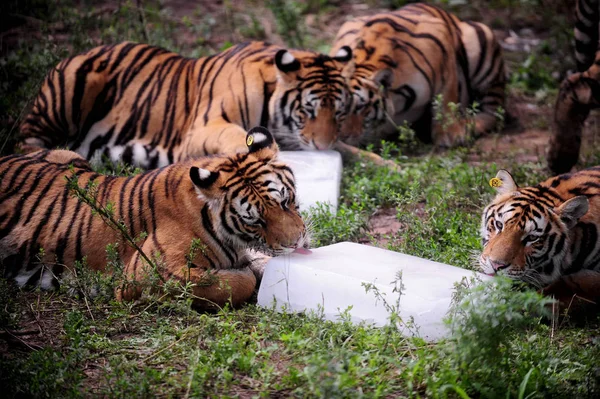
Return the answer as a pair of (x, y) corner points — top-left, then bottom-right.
(17, 41), (354, 167)
(480, 168), (600, 307)
(548, 0), (600, 174)
(1, 127), (309, 308)
(330, 3), (505, 147)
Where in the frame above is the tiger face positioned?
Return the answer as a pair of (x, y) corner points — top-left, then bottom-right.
(479, 170), (589, 286)
(189, 127), (309, 256)
(340, 68), (395, 141)
(269, 47), (354, 150)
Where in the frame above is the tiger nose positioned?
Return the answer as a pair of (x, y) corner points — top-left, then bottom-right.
(490, 260), (510, 271)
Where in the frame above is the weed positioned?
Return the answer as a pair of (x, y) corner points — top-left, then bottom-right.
(65, 171), (161, 284)
(0, 347), (84, 398)
(267, 0), (306, 48)
(0, 278), (19, 329)
(304, 203), (367, 247)
(510, 52), (559, 98)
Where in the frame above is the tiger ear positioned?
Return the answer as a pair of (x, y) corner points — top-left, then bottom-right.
(190, 167), (220, 190)
(275, 49), (301, 74)
(333, 46), (353, 63)
(492, 169), (518, 195)
(556, 196), (589, 229)
(246, 126), (277, 153)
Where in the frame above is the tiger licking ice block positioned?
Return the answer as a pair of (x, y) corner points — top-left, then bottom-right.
(0, 127), (309, 309)
(257, 242), (492, 341)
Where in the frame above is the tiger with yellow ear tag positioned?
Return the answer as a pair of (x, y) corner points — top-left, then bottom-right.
(0, 127), (309, 308)
(480, 167), (600, 308)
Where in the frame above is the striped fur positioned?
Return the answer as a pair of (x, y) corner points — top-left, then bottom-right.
(1, 127), (308, 308)
(330, 3), (505, 147)
(17, 41), (354, 167)
(480, 168), (600, 305)
(549, 0), (600, 174)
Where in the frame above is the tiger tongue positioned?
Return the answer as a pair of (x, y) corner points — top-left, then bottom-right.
(292, 248), (312, 255)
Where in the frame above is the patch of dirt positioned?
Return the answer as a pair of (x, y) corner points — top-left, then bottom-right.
(368, 207), (403, 237)
(361, 204), (421, 248)
(470, 94), (600, 166)
(0, 291), (67, 356)
(470, 130), (549, 165)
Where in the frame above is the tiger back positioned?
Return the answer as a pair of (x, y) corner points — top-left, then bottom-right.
(330, 3), (505, 147)
(480, 167), (600, 306)
(17, 41), (354, 167)
(1, 127), (309, 308)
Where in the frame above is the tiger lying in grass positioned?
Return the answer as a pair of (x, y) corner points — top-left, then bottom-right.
(330, 3), (505, 148)
(480, 168), (600, 308)
(18, 41), (354, 167)
(0, 127), (309, 308)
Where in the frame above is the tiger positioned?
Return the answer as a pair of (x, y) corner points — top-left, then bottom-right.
(0, 126), (309, 308)
(480, 167), (600, 308)
(548, 0), (600, 174)
(330, 3), (506, 147)
(17, 41), (354, 167)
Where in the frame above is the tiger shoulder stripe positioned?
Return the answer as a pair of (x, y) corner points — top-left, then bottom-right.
(330, 3), (505, 148)
(480, 167), (600, 306)
(1, 127), (309, 308)
(548, 0), (600, 174)
(18, 41), (354, 167)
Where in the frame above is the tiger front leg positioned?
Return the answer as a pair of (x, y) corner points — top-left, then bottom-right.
(116, 247), (257, 309)
(431, 101), (473, 148)
(116, 246), (166, 303)
(187, 267), (257, 310)
(181, 122), (251, 158)
(541, 269), (600, 314)
(430, 81), (474, 147)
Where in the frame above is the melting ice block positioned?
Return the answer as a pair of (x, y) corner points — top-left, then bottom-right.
(278, 150), (342, 213)
(257, 242), (493, 341)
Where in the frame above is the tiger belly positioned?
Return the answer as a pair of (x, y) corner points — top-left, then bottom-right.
(74, 120), (171, 168)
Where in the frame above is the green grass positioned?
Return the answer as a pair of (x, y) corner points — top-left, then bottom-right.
(2, 0), (600, 397)
(2, 275), (599, 398)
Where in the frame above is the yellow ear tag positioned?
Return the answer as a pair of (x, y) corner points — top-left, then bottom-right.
(246, 135), (254, 147)
(489, 177), (503, 188)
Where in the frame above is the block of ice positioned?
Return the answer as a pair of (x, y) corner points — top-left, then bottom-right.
(278, 150), (342, 213)
(257, 242), (493, 341)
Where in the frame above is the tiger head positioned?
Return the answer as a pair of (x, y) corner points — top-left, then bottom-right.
(335, 33), (398, 142)
(269, 47), (354, 150)
(479, 170), (589, 286)
(188, 126), (309, 256)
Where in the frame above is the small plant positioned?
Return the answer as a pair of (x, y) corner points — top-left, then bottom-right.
(303, 203), (366, 247)
(267, 0), (306, 48)
(433, 94), (477, 144)
(362, 271), (420, 338)
(238, 14), (267, 40)
(395, 120), (420, 154)
(65, 171), (162, 283)
(509, 52), (558, 98)
(92, 158), (144, 177)
(494, 105), (506, 133)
